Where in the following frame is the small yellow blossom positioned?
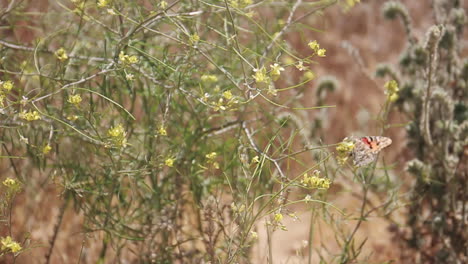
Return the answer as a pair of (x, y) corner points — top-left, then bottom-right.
(97, 0), (110, 8)
(251, 155), (260, 163)
(157, 126), (167, 136)
(201, 74), (218, 83)
(119, 51), (139, 66)
(165, 158), (174, 167)
(206, 152), (217, 160)
(336, 138), (355, 165)
(267, 85), (278, 96)
(107, 8), (116, 15)
(160, 0), (168, 8)
(2, 80), (14, 91)
(270, 63), (285, 81)
(384, 80), (399, 102)
(67, 94), (82, 106)
(3, 178), (21, 191)
(274, 213), (283, 222)
(250, 231), (258, 239)
(67, 115), (79, 121)
(222, 90), (233, 100)
(295, 61), (307, 71)
(308, 40), (320, 51)
(253, 67), (269, 84)
(1, 236), (22, 253)
(189, 33), (200, 45)
(304, 194), (313, 203)
(107, 124), (127, 147)
(301, 170), (331, 189)
(317, 48), (326, 57)
(125, 73), (135, 81)
(19, 110), (41, 121)
(55, 48), (68, 61)
(108, 124), (125, 137)
(43, 144), (52, 154)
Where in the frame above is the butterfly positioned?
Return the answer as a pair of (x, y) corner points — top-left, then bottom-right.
(345, 136), (392, 167)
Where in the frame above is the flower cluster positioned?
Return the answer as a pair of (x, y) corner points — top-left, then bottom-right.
(157, 125), (167, 136)
(107, 124), (127, 148)
(189, 33), (200, 45)
(55, 47), (68, 61)
(308, 40), (327, 57)
(0, 80), (14, 107)
(165, 158), (174, 167)
(201, 74), (218, 83)
(43, 144), (52, 154)
(210, 89), (239, 112)
(19, 110), (41, 121)
(1, 236), (22, 254)
(301, 170), (331, 189)
(384, 79), (399, 102)
(336, 138), (355, 165)
(205, 152), (220, 169)
(67, 94), (82, 106)
(253, 67), (269, 85)
(3, 178), (21, 192)
(119, 51), (139, 66)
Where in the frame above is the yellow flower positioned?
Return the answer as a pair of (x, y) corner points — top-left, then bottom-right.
(251, 155), (260, 163)
(384, 80), (399, 102)
(222, 90), (233, 100)
(157, 126), (167, 136)
(55, 48), (68, 61)
(308, 40), (320, 51)
(1, 236), (22, 253)
(43, 144), (52, 154)
(3, 178), (21, 190)
(160, 0), (168, 8)
(250, 231), (258, 239)
(2, 80), (14, 91)
(119, 51), (139, 66)
(336, 138), (355, 165)
(206, 152), (217, 160)
(67, 94), (82, 106)
(19, 110), (41, 121)
(201, 74), (218, 83)
(301, 170), (331, 189)
(107, 124), (127, 147)
(97, 0), (110, 8)
(108, 124), (124, 137)
(295, 61), (307, 71)
(165, 158), (174, 167)
(107, 8), (116, 15)
(274, 213), (283, 222)
(253, 67), (269, 84)
(317, 48), (326, 57)
(67, 115), (79, 121)
(125, 73), (135, 81)
(270, 63), (284, 81)
(189, 33), (200, 45)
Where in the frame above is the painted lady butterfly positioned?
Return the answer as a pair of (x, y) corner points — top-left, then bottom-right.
(345, 136), (392, 167)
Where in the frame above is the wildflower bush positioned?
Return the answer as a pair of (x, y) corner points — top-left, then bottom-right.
(1, 0), (464, 263)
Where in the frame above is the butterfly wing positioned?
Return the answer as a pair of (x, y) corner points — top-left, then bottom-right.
(349, 136), (392, 167)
